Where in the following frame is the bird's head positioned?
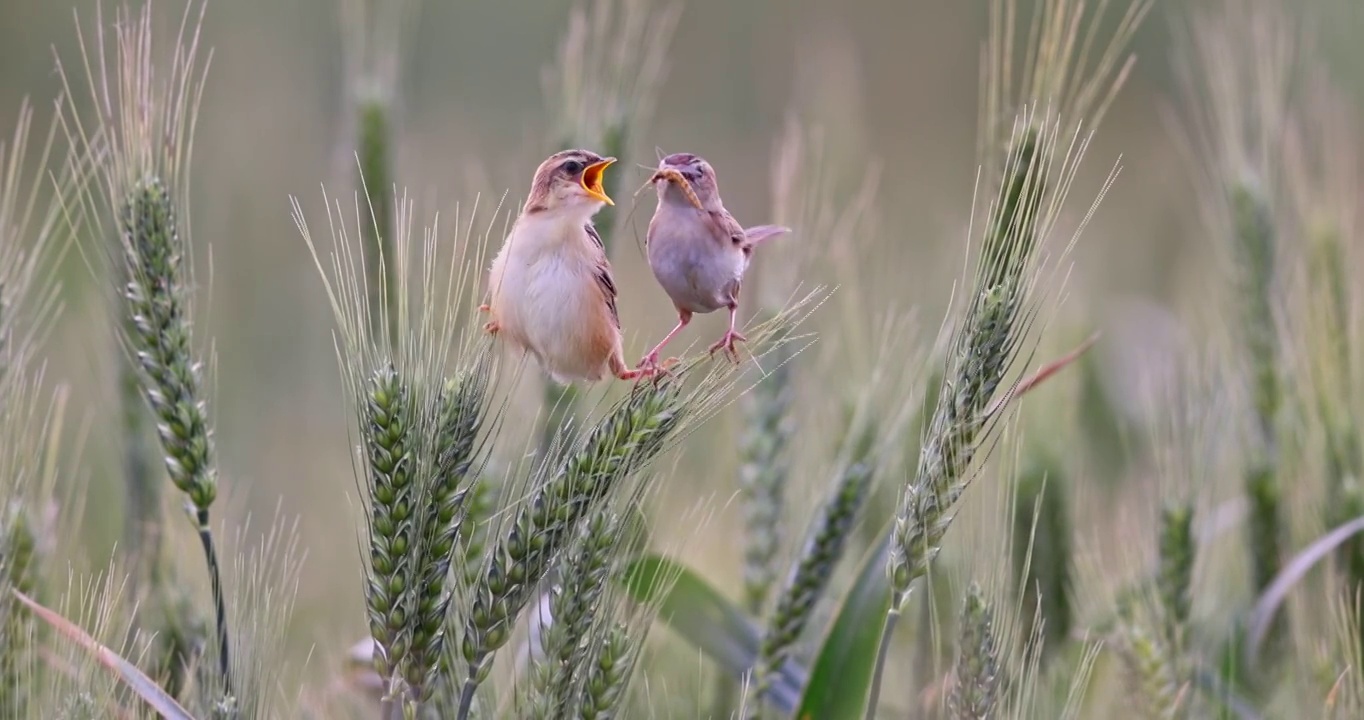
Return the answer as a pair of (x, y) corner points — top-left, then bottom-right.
(655, 152), (720, 206)
(525, 149), (616, 215)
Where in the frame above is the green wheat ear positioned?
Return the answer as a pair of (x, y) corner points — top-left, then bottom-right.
(748, 430), (873, 720)
(361, 362), (415, 685)
(458, 379), (684, 716)
(53, 2), (243, 706)
(889, 125), (1045, 607)
(1115, 608), (1184, 720)
(120, 179), (217, 512)
(405, 367), (487, 701)
(738, 328), (795, 618)
(950, 583), (1001, 720)
(526, 510), (623, 719)
(1230, 182), (1287, 652)
(1156, 502), (1195, 651)
(577, 621), (636, 719)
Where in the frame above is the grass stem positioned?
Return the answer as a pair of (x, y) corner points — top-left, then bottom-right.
(195, 508), (231, 694)
(358, 97), (398, 349)
(864, 606), (900, 720)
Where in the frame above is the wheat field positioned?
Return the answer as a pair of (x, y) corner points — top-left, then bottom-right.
(1, 0), (1364, 718)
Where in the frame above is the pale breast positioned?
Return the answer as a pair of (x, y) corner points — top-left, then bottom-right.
(488, 216), (619, 382)
(647, 209), (746, 314)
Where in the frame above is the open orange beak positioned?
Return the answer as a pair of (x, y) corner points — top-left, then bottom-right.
(580, 157), (616, 206)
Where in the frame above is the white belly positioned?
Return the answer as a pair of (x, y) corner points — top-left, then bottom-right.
(488, 223), (616, 382)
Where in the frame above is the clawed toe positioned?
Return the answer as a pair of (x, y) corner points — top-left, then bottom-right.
(627, 354), (677, 385)
(482, 320), (500, 335)
(707, 331), (747, 363)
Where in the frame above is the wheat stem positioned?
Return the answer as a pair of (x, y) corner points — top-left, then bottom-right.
(864, 608), (900, 720)
(358, 97), (398, 349)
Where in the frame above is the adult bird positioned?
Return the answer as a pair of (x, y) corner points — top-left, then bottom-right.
(482, 149), (653, 383)
(637, 152), (789, 372)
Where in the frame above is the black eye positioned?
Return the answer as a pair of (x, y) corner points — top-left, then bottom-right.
(563, 160), (584, 175)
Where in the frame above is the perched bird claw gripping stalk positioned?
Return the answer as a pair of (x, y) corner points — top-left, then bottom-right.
(484, 149), (657, 383)
(638, 153), (789, 372)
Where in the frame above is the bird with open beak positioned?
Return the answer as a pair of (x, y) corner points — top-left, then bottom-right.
(482, 149), (654, 383)
(637, 152), (789, 372)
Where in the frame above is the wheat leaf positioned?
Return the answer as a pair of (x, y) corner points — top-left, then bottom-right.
(618, 554), (806, 711)
(795, 533), (892, 720)
(12, 589), (198, 720)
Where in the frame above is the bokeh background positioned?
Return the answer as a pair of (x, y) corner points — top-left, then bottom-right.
(3, 0), (1364, 708)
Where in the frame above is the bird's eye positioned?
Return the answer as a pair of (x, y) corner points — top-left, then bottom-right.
(563, 160), (584, 175)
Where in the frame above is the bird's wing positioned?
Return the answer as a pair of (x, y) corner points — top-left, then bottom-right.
(585, 223), (621, 329)
(707, 207), (748, 248)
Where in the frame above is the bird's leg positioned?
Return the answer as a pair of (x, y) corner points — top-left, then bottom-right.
(478, 303), (499, 334)
(611, 351), (654, 382)
(638, 310), (691, 373)
(707, 304), (747, 363)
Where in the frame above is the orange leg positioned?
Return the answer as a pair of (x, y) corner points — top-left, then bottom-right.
(611, 351), (655, 382)
(708, 305), (746, 363)
(637, 310), (691, 374)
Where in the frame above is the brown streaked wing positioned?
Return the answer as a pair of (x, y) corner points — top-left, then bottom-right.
(585, 223), (621, 328)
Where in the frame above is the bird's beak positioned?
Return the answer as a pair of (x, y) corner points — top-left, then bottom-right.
(580, 157), (616, 206)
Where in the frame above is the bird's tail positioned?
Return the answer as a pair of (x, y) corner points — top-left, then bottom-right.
(743, 224), (791, 249)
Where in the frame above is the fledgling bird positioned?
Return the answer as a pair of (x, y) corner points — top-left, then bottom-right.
(481, 149), (652, 383)
(637, 152), (789, 371)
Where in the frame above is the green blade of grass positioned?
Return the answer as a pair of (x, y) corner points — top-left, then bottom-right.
(617, 554), (806, 711)
(795, 532), (892, 720)
(12, 589), (198, 720)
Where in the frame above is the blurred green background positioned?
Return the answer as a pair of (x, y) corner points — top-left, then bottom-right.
(2, 0), (1363, 697)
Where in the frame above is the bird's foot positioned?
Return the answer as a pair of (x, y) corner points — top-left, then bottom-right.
(708, 329), (747, 364)
(478, 303), (491, 313)
(617, 366), (658, 383)
(635, 351), (680, 378)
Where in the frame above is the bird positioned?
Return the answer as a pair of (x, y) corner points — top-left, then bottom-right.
(636, 152), (789, 372)
(480, 148), (653, 384)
